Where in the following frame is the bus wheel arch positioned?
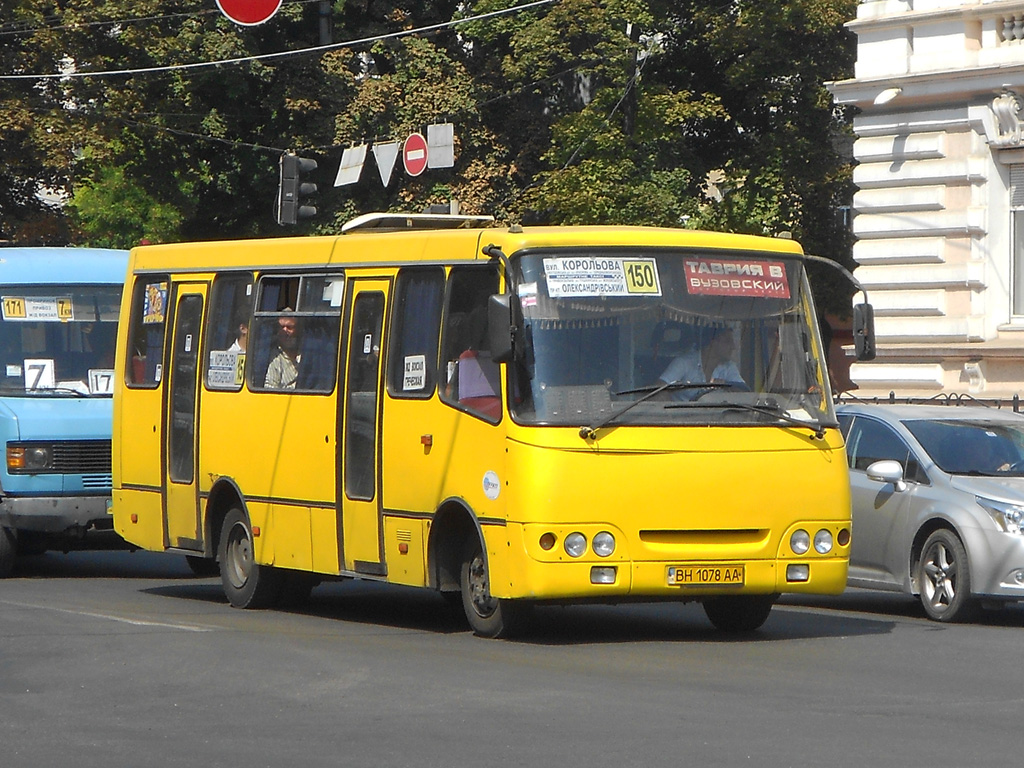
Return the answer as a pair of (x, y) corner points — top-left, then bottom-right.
(205, 479), (246, 562)
(427, 500), (479, 594)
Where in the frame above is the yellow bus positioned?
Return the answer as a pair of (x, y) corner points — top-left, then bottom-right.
(112, 213), (872, 637)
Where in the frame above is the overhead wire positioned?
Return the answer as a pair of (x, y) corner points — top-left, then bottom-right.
(0, 0), (556, 80)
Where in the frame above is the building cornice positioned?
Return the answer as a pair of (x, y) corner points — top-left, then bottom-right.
(847, 1), (1024, 31)
(828, 62), (1024, 107)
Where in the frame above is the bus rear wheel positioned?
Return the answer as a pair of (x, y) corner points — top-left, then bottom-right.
(218, 508), (281, 609)
(702, 594), (775, 632)
(460, 538), (518, 638)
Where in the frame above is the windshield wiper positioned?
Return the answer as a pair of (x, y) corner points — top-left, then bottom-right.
(578, 381), (732, 440)
(25, 386), (88, 398)
(667, 397), (827, 439)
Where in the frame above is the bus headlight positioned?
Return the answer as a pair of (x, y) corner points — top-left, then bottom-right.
(814, 529), (834, 554)
(564, 532), (587, 558)
(790, 529), (810, 555)
(592, 531), (615, 557)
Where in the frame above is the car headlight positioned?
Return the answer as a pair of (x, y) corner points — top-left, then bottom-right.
(564, 532), (587, 558)
(977, 497), (1024, 535)
(790, 529), (810, 555)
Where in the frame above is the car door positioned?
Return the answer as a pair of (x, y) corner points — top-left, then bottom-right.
(842, 414), (925, 589)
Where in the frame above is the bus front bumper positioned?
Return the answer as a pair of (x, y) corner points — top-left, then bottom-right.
(0, 495), (113, 534)
(501, 556), (849, 601)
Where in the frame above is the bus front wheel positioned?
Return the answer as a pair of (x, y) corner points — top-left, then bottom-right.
(218, 508), (281, 609)
(702, 594), (775, 632)
(460, 538), (518, 638)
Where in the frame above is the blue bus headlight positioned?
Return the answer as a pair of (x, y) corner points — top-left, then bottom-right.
(7, 445), (52, 472)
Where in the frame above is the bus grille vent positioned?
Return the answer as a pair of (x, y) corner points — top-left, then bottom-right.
(52, 440), (112, 474)
(82, 473), (113, 489)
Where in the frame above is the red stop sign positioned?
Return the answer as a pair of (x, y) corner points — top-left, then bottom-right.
(216, 0), (282, 25)
(403, 133), (429, 177)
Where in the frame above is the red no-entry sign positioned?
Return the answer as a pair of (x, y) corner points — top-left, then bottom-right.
(403, 133), (429, 177)
(216, 0), (282, 25)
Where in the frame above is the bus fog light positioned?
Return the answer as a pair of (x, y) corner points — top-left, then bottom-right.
(592, 531), (615, 557)
(539, 532), (556, 551)
(564, 533), (587, 558)
(813, 529), (833, 554)
(1012, 569), (1024, 586)
(787, 564), (810, 582)
(790, 529), (810, 555)
(837, 528), (851, 547)
(590, 566), (616, 584)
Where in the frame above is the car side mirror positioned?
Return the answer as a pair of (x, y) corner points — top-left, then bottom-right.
(853, 303), (876, 361)
(487, 293), (514, 364)
(866, 459), (906, 492)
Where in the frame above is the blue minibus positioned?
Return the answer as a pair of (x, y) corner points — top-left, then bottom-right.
(0, 247), (128, 575)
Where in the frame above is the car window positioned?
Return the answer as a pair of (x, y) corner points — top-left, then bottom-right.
(905, 419), (1024, 476)
(845, 416), (927, 483)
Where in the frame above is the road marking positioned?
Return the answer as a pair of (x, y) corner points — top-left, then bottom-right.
(0, 598), (213, 632)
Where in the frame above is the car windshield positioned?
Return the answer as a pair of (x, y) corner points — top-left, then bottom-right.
(507, 248), (833, 430)
(0, 284), (122, 397)
(904, 418), (1024, 475)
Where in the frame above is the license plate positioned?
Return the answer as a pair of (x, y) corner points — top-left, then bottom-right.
(667, 564), (744, 587)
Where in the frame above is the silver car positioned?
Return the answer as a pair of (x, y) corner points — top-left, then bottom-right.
(836, 402), (1024, 622)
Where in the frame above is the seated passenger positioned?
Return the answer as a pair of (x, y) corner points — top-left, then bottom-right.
(658, 326), (745, 398)
(264, 313), (301, 390)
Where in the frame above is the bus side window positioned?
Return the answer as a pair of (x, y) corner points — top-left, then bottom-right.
(204, 273), (253, 391)
(249, 274), (342, 393)
(386, 268), (444, 398)
(440, 266), (501, 421)
(125, 276), (169, 387)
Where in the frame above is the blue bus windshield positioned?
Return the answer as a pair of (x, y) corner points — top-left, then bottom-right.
(0, 284), (121, 396)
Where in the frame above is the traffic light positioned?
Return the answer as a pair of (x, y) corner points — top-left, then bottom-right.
(275, 153), (318, 225)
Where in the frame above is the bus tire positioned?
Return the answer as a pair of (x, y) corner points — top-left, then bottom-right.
(460, 537), (518, 638)
(0, 526), (15, 577)
(218, 508), (281, 609)
(702, 594), (775, 632)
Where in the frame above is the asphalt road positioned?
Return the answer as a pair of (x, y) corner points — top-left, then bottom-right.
(2, 549), (1022, 768)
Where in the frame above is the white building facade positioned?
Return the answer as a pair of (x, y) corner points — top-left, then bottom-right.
(829, 0), (1024, 397)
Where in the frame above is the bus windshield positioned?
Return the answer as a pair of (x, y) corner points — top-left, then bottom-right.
(0, 284), (121, 396)
(509, 249), (832, 429)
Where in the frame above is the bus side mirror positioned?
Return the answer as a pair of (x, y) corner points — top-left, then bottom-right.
(853, 303), (876, 361)
(487, 293), (514, 364)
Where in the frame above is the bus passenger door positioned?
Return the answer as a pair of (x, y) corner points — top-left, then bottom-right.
(163, 284), (207, 552)
(340, 280), (389, 575)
